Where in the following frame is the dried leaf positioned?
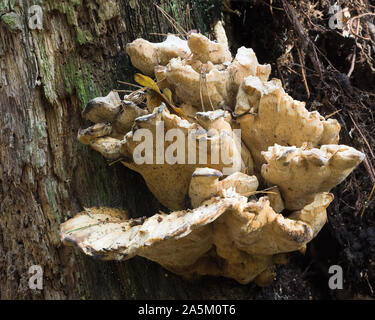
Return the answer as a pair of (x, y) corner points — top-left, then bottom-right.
(134, 73), (161, 93)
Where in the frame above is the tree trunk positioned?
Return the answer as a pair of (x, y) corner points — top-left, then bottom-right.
(0, 0), (317, 300)
(0, 0), (240, 300)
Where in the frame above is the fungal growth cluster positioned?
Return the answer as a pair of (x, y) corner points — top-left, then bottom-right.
(60, 24), (364, 286)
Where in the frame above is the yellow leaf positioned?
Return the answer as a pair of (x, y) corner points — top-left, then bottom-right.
(134, 73), (161, 94)
(134, 73), (188, 120)
(162, 88), (173, 104)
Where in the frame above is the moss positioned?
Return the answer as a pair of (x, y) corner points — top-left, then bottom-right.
(36, 122), (48, 139)
(62, 57), (101, 108)
(73, 145), (119, 206)
(44, 178), (61, 234)
(0, 0), (9, 15)
(76, 27), (94, 45)
(26, 143), (46, 169)
(157, 0), (221, 36)
(36, 34), (58, 104)
(46, 0), (81, 26)
(160, 0), (188, 34)
(70, 0), (81, 6)
(191, 0), (222, 34)
(25, 121), (48, 169)
(8, 0), (16, 10)
(1, 11), (22, 32)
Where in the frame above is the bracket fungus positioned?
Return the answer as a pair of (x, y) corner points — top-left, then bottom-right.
(61, 26), (365, 285)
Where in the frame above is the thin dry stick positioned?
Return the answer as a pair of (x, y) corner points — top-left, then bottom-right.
(365, 272), (374, 295)
(223, 2), (241, 17)
(149, 32), (177, 37)
(243, 190), (277, 197)
(281, 0), (323, 78)
(325, 109), (342, 119)
(202, 66), (214, 111)
(117, 80), (143, 89)
(349, 113), (375, 160)
(243, 186), (279, 197)
(347, 46), (357, 77)
(185, 3), (191, 31)
(199, 65), (206, 112)
(362, 152), (375, 184)
(348, 22), (359, 78)
(65, 223), (102, 235)
(154, 3), (188, 38)
(260, 0), (284, 12)
(156, 77), (167, 84)
(361, 182), (375, 218)
(348, 13), (375, 41)
(113, 89), (134, 93)
(297, 47), (310, 98)
(83, 207), (95, 218)
(276, 61), (286, 88)
(108, 158), (126, 166)
(205, 77), (215, 110)
(126, 88), (147, 100)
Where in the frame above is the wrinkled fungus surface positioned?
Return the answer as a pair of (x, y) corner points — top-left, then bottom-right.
(60, 23), (364, 285)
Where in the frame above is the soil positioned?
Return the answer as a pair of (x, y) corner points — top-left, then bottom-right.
(223, 0), (375, 299)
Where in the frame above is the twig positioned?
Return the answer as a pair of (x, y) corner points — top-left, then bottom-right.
(199, 65), (206, 112)
(204, 77), (214, 111)
(347, 45), (357, 78)
(362, 152), (375, 184)
(149, 32), (177, 37)
(108, 158), (126, 166)
(349, 113), (375, 160)
(223, 2), (241, 17)
(276, 61), (286, 88)
(201, 66), (214, 111)
(113, 89), (134, 93)
(243, 186), (279, 197)
(154, 3), (188, 38)
(243, 191), (277, 197)
(260, 0), (284, 12)
(297, 47), (310, 98)
(325, 109), (342, 119)
(348, 22), (359, 78)
(117, 80), (143, 89)
(281, 0), (323, 78)
(360, 182), (375, 218)
(124, 87), (147, 104)
(365, 272), (374, 295)
(84, 207), (94, 218)
(348, 13), (375, 41)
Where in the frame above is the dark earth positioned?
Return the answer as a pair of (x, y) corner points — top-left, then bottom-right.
(224, 0), (375, 299)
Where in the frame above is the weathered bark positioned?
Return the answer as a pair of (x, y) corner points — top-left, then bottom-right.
(0, 0), (316, 300)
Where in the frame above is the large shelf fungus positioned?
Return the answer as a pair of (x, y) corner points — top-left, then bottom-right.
(261, 144), (365, 210)
(60, 188), (334, 284)
(61, 26), (365, 285)
(234, 76), (342, 169)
